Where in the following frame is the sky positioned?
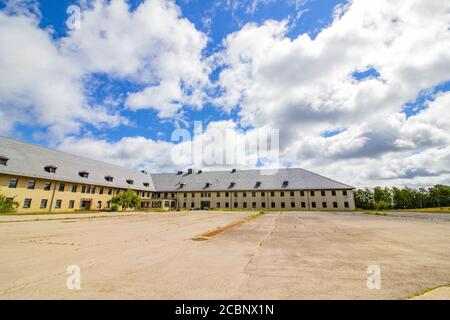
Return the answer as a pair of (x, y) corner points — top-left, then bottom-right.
(0, 0), (449, 188)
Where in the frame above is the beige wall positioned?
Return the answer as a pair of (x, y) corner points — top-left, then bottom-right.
(1, 173), (355, 212)
(0, 174), (151, 213)
(173, 189), (355, 210)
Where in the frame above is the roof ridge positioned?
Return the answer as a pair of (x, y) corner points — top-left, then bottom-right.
(0, 135), (146, 175)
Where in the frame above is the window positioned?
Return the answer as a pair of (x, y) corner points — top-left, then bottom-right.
(91, 187), (96, 194)
(311, 202), (316, 208)
(271, 202), (275, 208)
(234, 192), (238, 197)
(72, 184), (77, 193)
(343, 190), (348, 196)
(79, 171), (89, 178)
(322, 202), (327, 208)
(271, 191), (275, 197)
(191, 202), (195, 208)
(184, 193), (187, 198)
(217, 192), (221, 197)
(217, 202), (220, 208)
(0, 156), (8, 166)
(252, 202), (256, 208)
(43, 182), (51, 191)
(172, 193), (175, 198)
(333, 202), (338, 208)
(86, 186), (91, 193)
(105, 176), (114, 182)
(344, 202), (349, 208)
(280, 191), (284, 197)
(225, 202), (229, 208)
(225, 192), (229, 197)
(58, 183), (65, 192)
(97, 201), (102, 209)
(300, 191), (305, 196)
(164, 193), (168, 198)
(183, 203), (187, 208)
(281, 202), (285, 208)
(252, 192), (256, 197)
(108, 188), (112, 195)
(126, 179), (134, 185)
(44, 165), (57, 173)
(40, 199), (48, 209)
(191, 193), (195, 197)
(23, 198), (31, 208)
(27, 180), (36, 189)
(55, 200), (62, 209)
(321, 190), (326, 196)
(99, 188), (104, 195)
(332, 190), (336, 196)
(290, 191), (295, 197)
(234, 202), (238, 208)
(291, 202), (295, 208)
(143, 182), (150, 187)
(243, 192), (247, 197)
(81, 186), (86, 193)
(243, 202), (247, 208)
(261, 192), (265, 197)
(301, 202), (306, 208)
(262, 202), (266, 208)
(68, 200), (75, 209)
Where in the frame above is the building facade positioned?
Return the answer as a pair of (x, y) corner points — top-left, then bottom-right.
(0, 137), (355, 213)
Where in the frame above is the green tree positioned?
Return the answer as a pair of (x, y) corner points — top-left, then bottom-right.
(0, 194), (19, 213)
(354, 188), (374, 209)
(110, 189), (141, 211)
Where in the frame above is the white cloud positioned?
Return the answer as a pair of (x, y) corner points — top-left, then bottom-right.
(213, 0), (450, 186)
(62, 0), (210, 118)
(0, 11), (123, 139)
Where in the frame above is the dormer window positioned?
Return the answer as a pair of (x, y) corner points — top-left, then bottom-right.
(177, 170), (183, 175)
(105, 176), (114, 182)
(205, 182), (211, 188)
(44, 165), (57, 173)
(126, 179), (134, 185)
(143, 182), (150, 187)
(255, 181), (262, 188)
(141, 170), (148, 175)
(0, 156), (9, 166)
(79, 171), (89, 178)
(198, 170), (203, 174)
(229, 182), (236, 188)
(282, 180), (289, 187)
(231, 168), (236, 173)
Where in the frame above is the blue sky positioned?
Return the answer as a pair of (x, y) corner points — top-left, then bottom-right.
(0, 0), (449, 187)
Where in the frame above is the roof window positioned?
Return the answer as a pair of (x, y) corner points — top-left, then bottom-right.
(126, 179), (134, 185)
(0, 156), (9, 166)
(105, 176), (114, 182)
(79, 171), (89, 178)
(44, 165), (57, 173)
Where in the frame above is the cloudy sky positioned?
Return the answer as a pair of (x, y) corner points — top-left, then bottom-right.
(0, 0), (449, 188)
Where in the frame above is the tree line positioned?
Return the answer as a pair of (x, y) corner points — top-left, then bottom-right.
(354, 185), (450, 210)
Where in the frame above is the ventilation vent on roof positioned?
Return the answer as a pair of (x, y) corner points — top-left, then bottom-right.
(44, 165), (57, 173)
(105, 176), (114, 182)
(231, 168), (236, 173)
(79, 171), (89, 178)
(282, 180), (289, 187)
(255, 181), (262, 188)
(143, 182), (150, 187)
(0, 156), (9, 166)
(126, 179), (134, 185)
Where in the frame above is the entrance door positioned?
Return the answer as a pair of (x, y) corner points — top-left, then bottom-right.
(80, 200), (92, 210)
(201, 201), (210, 210)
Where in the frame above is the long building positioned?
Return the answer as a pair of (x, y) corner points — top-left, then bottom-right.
(0, 136), (355, 212)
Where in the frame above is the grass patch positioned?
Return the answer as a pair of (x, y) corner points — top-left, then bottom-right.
(361, 211), (389, 216)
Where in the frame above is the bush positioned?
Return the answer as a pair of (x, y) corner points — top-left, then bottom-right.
(111, 204), (119, 212)
(0, 194), (19, 213)
(374, 200), (390, 211)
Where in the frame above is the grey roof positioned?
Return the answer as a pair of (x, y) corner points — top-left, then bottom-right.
(0, 136), (155, 191)
(151, 168), (353, 192)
